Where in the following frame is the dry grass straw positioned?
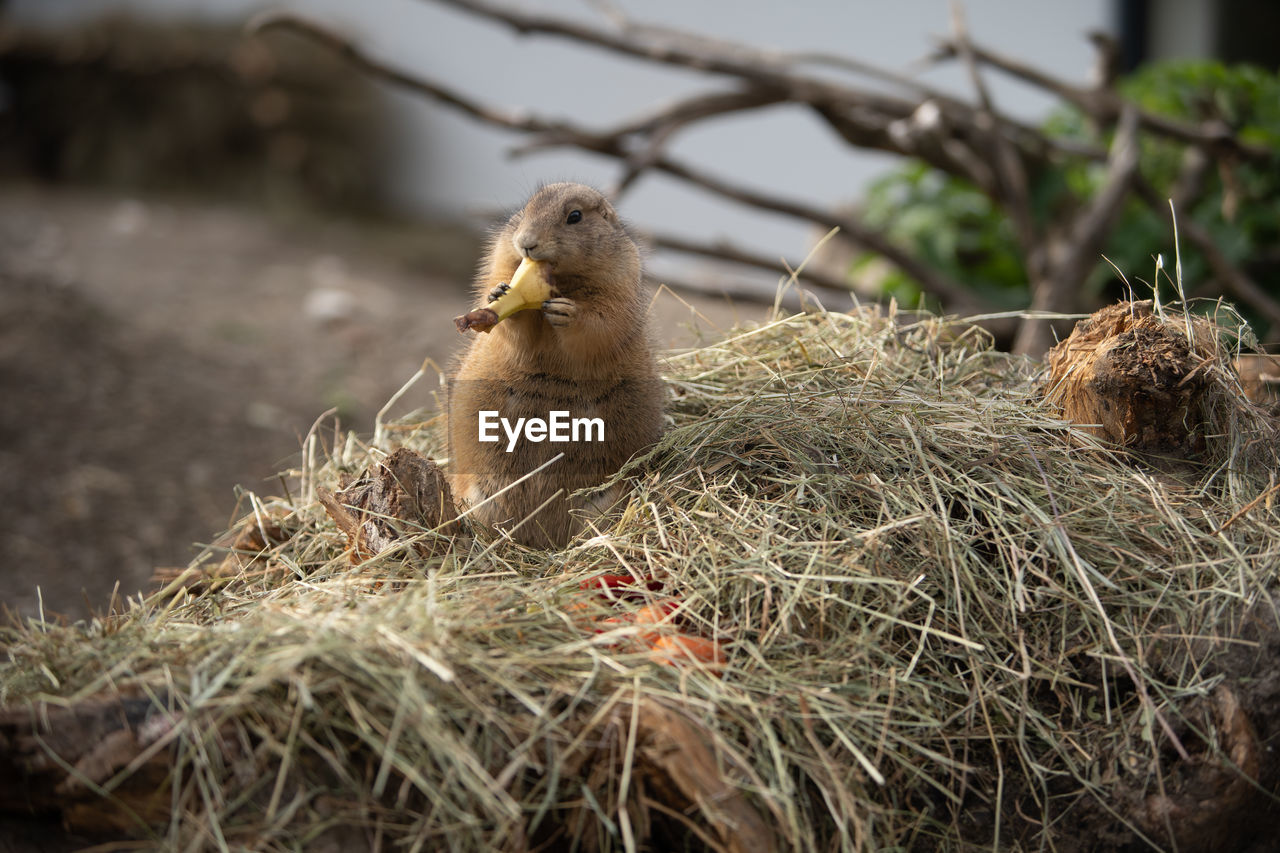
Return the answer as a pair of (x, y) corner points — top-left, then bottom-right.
(3, 303), (1279, 851)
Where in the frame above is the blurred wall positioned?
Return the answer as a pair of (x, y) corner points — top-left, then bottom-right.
(1146, 0), (1214, 60)
(7, 0), (1113, 281)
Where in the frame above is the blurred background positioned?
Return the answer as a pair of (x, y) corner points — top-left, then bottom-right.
(2, 0), (1277, 619)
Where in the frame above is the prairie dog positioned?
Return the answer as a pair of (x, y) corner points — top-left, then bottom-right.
(448, 183), (664, 547)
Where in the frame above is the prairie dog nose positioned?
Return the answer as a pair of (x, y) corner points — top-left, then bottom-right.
(516, 235), (540, 258)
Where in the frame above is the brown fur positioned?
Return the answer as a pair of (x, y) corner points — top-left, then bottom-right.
(448, 183), (664, 547)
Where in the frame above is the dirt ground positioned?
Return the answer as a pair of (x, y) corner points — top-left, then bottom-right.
(0, 181), (768, 621)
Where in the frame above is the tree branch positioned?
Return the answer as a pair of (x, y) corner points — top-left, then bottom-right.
(512, 85), (790, 193)
(1134, 178), (1280, 330)
(1065, 105), (1142, 277)
(640, 230), (856, 297)
(251, 12), (560, 136)
(428, 0), (1099, 171)
(645, 270), (820, 313)
(261, 1), (1275, 353)
(638, 155), (981, 309)
(427, 0), (912, 111)
(948, 2), (1037, 257)
(1012, 105), (1141, 355)
(927, 36), (1273, 161)
(253, 9), (984, 313)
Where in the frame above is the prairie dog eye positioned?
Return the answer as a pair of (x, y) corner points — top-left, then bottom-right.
(566, 210), (583, 225)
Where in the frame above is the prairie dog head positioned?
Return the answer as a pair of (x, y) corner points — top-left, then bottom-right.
(487, 183), (641, 296)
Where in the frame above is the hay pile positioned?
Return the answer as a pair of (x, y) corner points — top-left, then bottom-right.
(3, 304), (1280, 851)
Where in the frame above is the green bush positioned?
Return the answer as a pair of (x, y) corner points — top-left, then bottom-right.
(858, 61), (1280, 339)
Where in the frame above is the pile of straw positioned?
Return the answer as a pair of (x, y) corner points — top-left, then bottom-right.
(3, 304), (1278, 851)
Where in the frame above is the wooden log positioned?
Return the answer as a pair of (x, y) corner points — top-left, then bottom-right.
(0, 694), (177, 835)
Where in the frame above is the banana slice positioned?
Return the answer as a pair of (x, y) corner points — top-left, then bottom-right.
(454, 258), (553, 333)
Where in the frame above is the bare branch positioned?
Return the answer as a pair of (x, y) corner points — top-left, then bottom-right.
(252, 12), (561, 136)
(948, 2), (1036, 255)
(254, 8), (983, 312)
(427, 0), (1094, 170)
(521, 87), (790, 149)
(949, 2), (996, 115)
(640, 231), (856, 297)
(922, 38), (1100, 109)
(645, 270), (821, 314)
(1178, 219), (1280, 331)
(1134, 178), (1280, 330)
(1066, 106), (1142, 274)
(264, 0), (1275, 353)
(427, 0), (913, 112)
(639, 155), (981, 309)
(1169, 146), (1213, 213)
(1012, 106), (1142, 355)
(782, 50), (945, 96)
(927, 36), (1273, 161)
(512, 86), (790, 193)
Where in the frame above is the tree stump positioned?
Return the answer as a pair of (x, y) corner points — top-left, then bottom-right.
(318, 447), (459, 562)
(1043, 301), (1214, 458)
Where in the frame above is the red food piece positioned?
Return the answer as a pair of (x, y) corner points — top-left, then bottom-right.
(579, 572), (665, 601)
(453, 307), (500, 333)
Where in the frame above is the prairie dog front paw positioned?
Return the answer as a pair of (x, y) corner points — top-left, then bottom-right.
(542, 297), (577, 327)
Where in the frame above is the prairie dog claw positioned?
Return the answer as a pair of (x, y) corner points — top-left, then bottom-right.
(454, 259), (552, 334)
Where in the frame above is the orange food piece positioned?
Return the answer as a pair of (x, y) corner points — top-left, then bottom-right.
(578, 592), (726, 675)
(648, 633), (727, 673)
(630, 600), (679, 624)
(560, 598), (598, 626)
(628, 600), (679, 644)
